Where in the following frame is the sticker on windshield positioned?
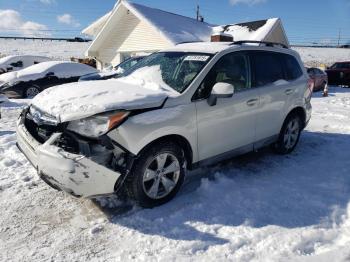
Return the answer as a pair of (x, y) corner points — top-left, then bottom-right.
(184, 55), (210, 62)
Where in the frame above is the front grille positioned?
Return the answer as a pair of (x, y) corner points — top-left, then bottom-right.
(24, 114), (64, 144)
(55, 132), (81, 154)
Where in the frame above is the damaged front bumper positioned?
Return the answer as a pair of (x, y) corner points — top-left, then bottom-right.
(16, 113), (123, 198)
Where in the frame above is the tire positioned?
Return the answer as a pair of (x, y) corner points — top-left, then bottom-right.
(125, 142), (186, 208)
(24, 86), (40, 98)
(274, 114), (303, 154)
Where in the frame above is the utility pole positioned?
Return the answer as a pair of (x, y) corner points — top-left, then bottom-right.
(338, 28), (341, 47)
(196, 4), (200, 21)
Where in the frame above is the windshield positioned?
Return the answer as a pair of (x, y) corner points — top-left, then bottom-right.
(119, 52), (212, 93)
(330, 63), (350, 69)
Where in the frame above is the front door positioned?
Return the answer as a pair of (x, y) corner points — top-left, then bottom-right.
(194, 52), (259, 161)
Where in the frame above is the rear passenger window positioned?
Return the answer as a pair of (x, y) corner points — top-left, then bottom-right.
(251, 52), (284, 87)
(283, 54), (302, 80)
(10, 61), (23, 68)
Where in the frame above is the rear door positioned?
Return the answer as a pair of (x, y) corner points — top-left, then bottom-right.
(250, 51), (303, 142)
(194, 51), (259, 161)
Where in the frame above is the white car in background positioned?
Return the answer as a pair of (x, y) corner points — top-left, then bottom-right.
(17, 41), (312, 207)
(0, 61), (97, 98)
(0, 55), (51, 75)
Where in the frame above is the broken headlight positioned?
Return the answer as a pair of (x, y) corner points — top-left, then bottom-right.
(67, 111), (129, 138)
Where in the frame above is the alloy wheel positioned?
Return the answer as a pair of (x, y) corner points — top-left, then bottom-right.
(283, 118), (300, 149)
(26, 87), (39, 98)
(142, 153), (181, 200)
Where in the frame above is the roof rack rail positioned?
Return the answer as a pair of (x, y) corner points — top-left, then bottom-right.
(176, 40), (204, 45)
(231, 40), (289, 49)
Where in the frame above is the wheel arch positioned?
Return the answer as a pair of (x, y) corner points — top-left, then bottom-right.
(284, 106), (307, 129)
(137, 134), (194, 170)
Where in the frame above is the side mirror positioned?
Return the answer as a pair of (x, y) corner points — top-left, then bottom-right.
(207, 82), (234, 106)
(46, 72), (54, 77)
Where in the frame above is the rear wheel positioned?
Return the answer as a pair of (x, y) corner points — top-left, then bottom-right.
(274, 114), (302, 154)
(25, 86), (40, 98)
(125, 142), (185, 208)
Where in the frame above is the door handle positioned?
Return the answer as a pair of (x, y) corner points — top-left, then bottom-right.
(246, 98), (258, 106)
(285, 89), (294, 95)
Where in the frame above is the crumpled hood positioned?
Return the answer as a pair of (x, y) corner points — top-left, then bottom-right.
(31, 79), (172, 122)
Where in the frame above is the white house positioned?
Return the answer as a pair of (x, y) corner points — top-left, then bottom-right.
(84, 0), (213, 69)
(83, 0), (289, 70)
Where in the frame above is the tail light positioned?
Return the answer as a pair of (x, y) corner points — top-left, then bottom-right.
(307, 78), (314, 92)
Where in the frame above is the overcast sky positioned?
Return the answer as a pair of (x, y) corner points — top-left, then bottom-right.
(0, 0), (349, 45)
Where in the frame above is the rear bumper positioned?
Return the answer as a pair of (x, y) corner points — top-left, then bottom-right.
(16, 115), (122, 198)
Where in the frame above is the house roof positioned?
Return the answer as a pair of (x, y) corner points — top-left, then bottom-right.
(83, 1), (214, 44)
(213, 18), (289, 47)
(126, 2), (214, 44)
(82, 12), (112, 37)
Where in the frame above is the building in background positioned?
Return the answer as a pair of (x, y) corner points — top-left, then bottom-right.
(83, 0), (289, 70)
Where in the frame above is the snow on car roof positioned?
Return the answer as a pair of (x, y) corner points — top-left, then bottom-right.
(0, 56), (16, 64)
(164, 42), (233, 54)
(19, 61), (78, 75)
(0, 55), (50, 64)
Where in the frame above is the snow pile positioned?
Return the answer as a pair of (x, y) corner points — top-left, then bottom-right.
(31, 79), (172, 122)
(213, 18), (278, 42)
(118, 65), (174, 92)
(1, 87), (350, 261)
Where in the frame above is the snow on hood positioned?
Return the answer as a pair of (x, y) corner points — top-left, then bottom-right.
(0, 71), (17, 85)
(0, 56), (15, 68)
(31, 79), (173, 122)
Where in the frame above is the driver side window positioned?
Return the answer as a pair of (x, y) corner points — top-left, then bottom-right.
(193, 52), (249, 100)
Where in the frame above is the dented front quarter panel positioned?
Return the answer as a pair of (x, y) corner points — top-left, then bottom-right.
(16, 116), (122, 198)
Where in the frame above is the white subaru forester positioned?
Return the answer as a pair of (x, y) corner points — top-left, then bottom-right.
(17, 41), (312, 207)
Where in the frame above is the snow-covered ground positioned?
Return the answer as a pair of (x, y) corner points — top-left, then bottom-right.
(0, 39), (89, 60)
(293, 47), (350, 67)
(1, 86), (350, 261)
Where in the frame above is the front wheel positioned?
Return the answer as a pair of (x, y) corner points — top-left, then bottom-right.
(25, 86), (40, 98)
(274, 114), (302, 154)
(125, 142), (185, 208)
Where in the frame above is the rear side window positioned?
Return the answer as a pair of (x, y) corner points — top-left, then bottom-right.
(282, 54), (302, 80)
(10, 61), (23, 68)
(251, 52), (284, 87)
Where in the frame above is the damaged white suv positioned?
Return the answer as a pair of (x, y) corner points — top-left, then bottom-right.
(17, 41), (312, 207)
